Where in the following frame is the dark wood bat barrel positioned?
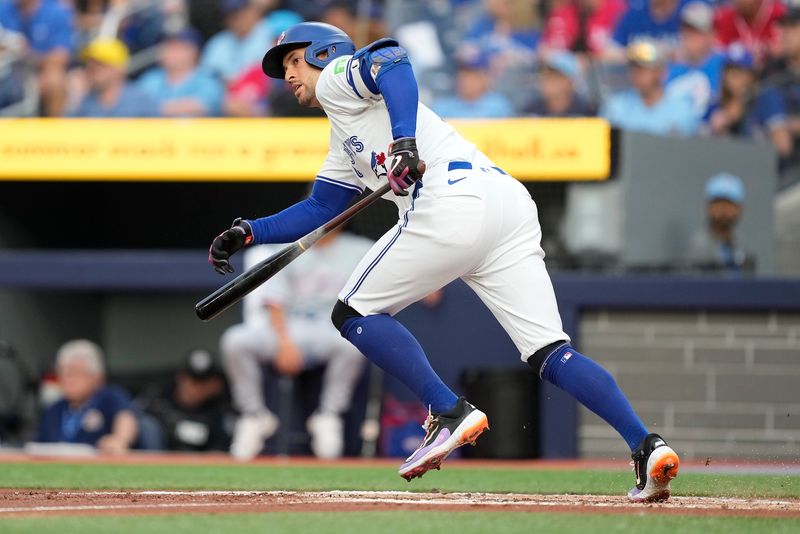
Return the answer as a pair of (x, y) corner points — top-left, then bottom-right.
(195, 245), (304, 321)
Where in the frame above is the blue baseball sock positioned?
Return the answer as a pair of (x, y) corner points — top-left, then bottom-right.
(341, 314), (458, 414)
(540, 344), (648, 451)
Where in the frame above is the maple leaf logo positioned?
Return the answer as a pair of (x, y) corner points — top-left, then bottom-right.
(371, 151), (388, 180)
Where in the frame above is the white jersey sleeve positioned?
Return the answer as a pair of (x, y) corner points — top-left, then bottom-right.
(315, 55), (378, 115)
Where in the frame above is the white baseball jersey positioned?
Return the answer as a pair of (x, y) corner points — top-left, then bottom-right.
(314, 54), (496, 214)
(311, 52), (570, 359)
(242, 232), (374, 326)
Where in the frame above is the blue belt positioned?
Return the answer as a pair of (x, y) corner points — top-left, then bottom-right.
(447, 161), (507, 175)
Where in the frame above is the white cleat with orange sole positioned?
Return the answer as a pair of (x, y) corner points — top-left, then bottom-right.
(627, 433), (681, 502)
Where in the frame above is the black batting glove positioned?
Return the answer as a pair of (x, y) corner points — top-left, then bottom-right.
(387, 137), (426, 196)
(209, 217), (253, 275)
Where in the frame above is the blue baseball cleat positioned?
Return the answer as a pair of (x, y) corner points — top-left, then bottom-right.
(399, 397), (489, 481)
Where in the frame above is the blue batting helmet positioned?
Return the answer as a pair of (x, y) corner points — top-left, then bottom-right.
(262, 22), (355, 79)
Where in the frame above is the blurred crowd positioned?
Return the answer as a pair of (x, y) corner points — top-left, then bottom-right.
(1, 0), (800, 168)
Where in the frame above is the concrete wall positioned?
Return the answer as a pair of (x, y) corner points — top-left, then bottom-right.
(578, 309), (800, 461)
(0, 291), (236, 376)
(0, 291), (103, 376)
(563, 132), (777, 273)
(102, 293), (239, 373)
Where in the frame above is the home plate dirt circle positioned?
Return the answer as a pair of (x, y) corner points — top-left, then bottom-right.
(1, 490), (799, 518)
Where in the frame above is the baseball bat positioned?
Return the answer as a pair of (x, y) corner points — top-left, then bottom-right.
(195, 182), (392, 321)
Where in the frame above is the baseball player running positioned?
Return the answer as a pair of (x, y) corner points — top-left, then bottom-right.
(209, 22), (680, 501)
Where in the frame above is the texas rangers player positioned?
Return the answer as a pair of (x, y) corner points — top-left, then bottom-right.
(209, 22), (680, 501)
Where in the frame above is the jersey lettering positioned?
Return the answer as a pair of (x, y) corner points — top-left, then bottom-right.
(343, 136), (365, 178)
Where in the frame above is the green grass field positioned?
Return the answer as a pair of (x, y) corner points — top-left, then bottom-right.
(1, 461), (798, 534)
(2, 462), (798, 498)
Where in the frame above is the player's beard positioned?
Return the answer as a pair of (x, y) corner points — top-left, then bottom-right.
(295, 84), (314, 107)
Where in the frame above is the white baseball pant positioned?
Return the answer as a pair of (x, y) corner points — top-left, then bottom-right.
(339, 162), (570, 359)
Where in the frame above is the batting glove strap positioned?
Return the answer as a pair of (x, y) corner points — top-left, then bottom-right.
(388, 137), (425, 197)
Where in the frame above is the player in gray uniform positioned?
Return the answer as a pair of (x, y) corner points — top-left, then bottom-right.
(221, 227), (372, 460)
(209, 22), (680, 501)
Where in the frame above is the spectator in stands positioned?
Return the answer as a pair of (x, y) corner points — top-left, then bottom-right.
(763, 7), (800, 169)
(0, 19), (28, 110)
(72, 0), (121, 49)
(666, 1), (726, 118)
(0, 0), (73, 116)
(601, 39), (699, 135)
(201, 1), (302, 117)
(220, 227), (372, 461)
(714, 0), (786, 68)
(525, 51), (596, 116)
(138, 349), (233, 452)
(704, 46), (792, 159)
(35, 340), (138, 454)
(320, 0), (388, 49)
(233, 8), (303, 117)
(200, 0), (273, 83)
(430, 51), (514, 118)
(72, 0), (181, 55)
(70, 37), (158, 117)
(189, 0), (226, 42)
(137, 28), (223, 117)
(687, 172), (755, 273)
(608, 0), (685, 60)
(542, 0), (626, 56)
(464, 0), (540, 73)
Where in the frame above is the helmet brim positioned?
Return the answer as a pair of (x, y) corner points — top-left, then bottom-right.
(262, 41), (311, 79)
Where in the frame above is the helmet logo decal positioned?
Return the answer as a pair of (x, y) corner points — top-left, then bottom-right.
(277, 31), (286, 45)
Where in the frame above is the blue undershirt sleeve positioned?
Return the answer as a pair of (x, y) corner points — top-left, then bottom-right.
(245, 179), (358, 245)
(375, 60), (419, 140)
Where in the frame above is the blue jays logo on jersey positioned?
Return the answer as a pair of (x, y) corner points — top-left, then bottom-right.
(371, 151), (388, 180)
(343, 136), (365, 178)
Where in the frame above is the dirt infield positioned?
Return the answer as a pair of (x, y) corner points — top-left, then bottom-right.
(2, 489), (799, 518)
